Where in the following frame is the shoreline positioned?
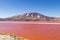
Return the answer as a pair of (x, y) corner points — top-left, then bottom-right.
(0, 21), (60, 24)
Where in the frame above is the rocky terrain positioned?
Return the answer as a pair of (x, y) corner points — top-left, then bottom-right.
(0, 12), (60, 22)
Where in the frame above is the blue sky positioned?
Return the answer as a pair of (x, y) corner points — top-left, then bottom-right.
(0, 0), (60, 18)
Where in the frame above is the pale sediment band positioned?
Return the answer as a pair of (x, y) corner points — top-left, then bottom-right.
(0, 21), (60, 24)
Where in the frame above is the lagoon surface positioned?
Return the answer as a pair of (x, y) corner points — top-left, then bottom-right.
(0, 22), (60, 40)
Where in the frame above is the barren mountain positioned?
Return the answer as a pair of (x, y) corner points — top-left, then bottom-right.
(0, 12), (60, 22)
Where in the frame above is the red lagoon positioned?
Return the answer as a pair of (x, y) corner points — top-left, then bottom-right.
(0, 22), (60, 40)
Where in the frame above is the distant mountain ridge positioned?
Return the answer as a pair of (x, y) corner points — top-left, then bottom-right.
(0, 12), (60, 22)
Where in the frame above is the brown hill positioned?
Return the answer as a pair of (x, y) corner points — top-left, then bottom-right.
(0, 12), (60, 22)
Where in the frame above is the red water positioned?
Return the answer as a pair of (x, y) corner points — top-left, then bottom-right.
(0, 23), (60, 40)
